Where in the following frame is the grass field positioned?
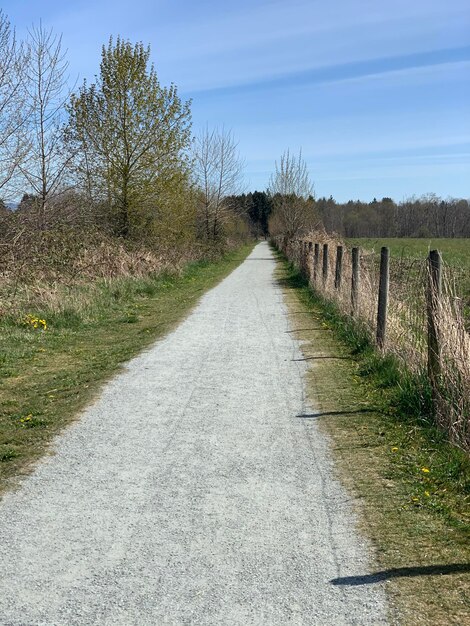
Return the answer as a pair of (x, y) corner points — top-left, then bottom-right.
(346, 237), (470, 325)
(0, 243), (254, 496)
(346, 238), (470, 268)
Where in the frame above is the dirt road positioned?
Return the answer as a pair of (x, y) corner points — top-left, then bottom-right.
(0, 242), (388, 625)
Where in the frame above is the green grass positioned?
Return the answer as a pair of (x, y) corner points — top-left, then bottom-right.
(346, 237), (470, 268)
(274, 248), (470, 625)
(0, 243), (255, 495)
(347, 236), (470, 326)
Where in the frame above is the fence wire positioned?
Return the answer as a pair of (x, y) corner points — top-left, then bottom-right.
(280, 235), (470, 451)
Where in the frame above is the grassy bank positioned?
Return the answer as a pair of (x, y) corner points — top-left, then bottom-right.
(345, 237), (470, 268)
(0, 243), (254, 495)
(274, 250), (470, 626)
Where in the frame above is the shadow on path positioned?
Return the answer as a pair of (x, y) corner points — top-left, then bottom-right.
(331, 563), (470, 586)
(292, 356), (350, 361)
(285, 328), (324, 333)
(296, 409), (376, 419)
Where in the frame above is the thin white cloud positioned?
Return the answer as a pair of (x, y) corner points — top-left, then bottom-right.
(317, 60), (470, 89)
(150, 0), (470, 90)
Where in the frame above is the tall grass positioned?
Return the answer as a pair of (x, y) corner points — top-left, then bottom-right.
(278, 233), (470, 451)
(0, 226), (235, 321)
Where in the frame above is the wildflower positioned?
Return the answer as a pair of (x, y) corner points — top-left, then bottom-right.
(23, 314), (47, 331)
(421, 467), (430, 473)
(424, 491), (430, 497)
(391, 447), (398, 452)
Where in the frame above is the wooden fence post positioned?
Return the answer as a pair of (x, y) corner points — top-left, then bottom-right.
(322, 243), (329, 287)
(308, 241), (313, 280)
(376, 247), (389, 349)
(351, 247), (360, 315)
(313, 243), (320, 282)
(427, 250), (442, 389)
(334, 245), (343, 290)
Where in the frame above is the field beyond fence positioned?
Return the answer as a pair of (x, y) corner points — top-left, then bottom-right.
(275, 234), (470, 452)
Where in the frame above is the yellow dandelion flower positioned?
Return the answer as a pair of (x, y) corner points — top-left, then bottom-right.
(391, 447), (398, 452)
(421, 467), (430, 473)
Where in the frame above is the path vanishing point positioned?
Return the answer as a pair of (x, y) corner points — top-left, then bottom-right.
(0, 242), (389, 625)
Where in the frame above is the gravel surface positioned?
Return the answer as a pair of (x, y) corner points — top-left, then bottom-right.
(0, 242), (389, 625)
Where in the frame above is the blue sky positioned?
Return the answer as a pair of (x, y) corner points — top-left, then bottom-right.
(4, 0), (470, 201)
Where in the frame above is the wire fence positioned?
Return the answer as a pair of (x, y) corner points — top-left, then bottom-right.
(276, 233), (470, 452)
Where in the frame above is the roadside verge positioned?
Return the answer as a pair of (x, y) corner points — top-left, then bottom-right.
(0, 243), (255, 496)
(275, 251), (470, 626)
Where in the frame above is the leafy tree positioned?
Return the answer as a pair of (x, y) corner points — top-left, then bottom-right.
(231, 190), (274, 237)
(250, 190), (273, 237)
(67, 37), (192, 238)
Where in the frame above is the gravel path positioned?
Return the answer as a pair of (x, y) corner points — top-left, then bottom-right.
(0, 242), (389, 625)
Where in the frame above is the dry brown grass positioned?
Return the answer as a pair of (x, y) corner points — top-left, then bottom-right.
(277, 256), (470, 626)
(0, 225), (229, 319)
(279, 232), (470, 451)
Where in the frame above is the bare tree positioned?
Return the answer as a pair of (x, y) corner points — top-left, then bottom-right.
(193, 127), (244, 240)
(0, 11), (29, 197)
(19, 23), (72, 228)
(268, 149), (315, 238)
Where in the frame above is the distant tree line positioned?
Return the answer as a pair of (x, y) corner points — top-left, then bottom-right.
(228, 189), (470, 240)
(242, 150), (470, 240)
(225, 191), (273, 238)
(229, 151), (317, 239)
(316, 194), (470, 238)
